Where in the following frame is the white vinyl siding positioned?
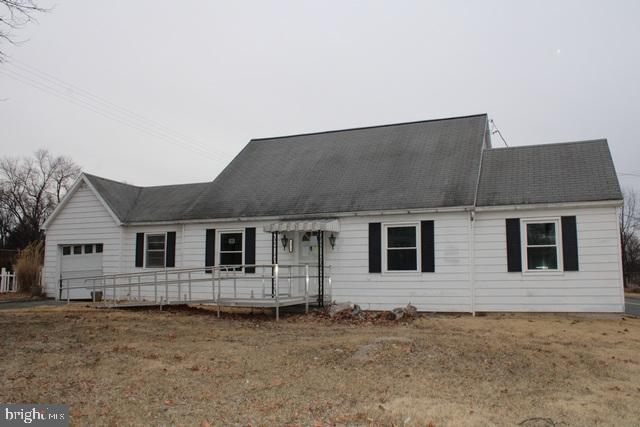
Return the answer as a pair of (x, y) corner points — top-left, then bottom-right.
(43, 182), (121, 298)
(328, 212), (471, 312)
(45, 186), (624, 313)
(473, 206), (623, 312)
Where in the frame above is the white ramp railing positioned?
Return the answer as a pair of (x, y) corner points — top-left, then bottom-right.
(58, 264), (332, 320)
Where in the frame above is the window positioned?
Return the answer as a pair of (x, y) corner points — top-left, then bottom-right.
(73, 245), (82, 255)
(145, 234), (166, 268)
(84, 244), (94, 254)
(62, 246), (71, 256)
(524, 220), (560, 271)
(95, 244), (103, 253)
(219, 231), (243, 271)
(385, 225), (418, 271)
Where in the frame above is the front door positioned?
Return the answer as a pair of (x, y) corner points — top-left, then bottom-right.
(296, 231), (319, 295)
(298, 231), (318, 265)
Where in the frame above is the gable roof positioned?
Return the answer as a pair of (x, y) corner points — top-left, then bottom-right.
(183, 114), (489, 219)
(83, 174), (210, 222)
(63, 116), (622, 225)
(476, 139), (622, 206)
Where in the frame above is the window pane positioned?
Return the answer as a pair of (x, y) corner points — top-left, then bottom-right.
(527, 247), (558, 270)
(73, 245), (82, 255)
(84, 244), (93, 254)
(220, 252), (242, 266)
(95, 244), (103, 253)
(146, 251), (165, 268)
(527, 223), (556, 245)
(147, 235), (165, 250)
(387, 227), (416, 248)
(387, 249), (417, 271)
(62, 246), (71, 256)
(221, 233), (243, 251)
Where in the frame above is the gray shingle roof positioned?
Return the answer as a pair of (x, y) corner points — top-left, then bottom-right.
(476, 139), (622, 206)
(84, 174), (210, 222)
(183, 114), (488, 219)
(84, 173), (140, 221)
(81, 117), (622, 224)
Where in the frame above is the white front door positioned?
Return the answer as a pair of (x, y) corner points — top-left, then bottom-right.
(298, 231), (319, 265)
(60, 244), (103, 300)
(295, 232), (319, 295)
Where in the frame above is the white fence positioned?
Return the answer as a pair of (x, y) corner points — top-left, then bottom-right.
(0, 268), (18, 293)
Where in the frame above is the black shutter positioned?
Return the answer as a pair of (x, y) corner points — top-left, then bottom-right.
(562, 216), (579, 271)
(245, 227), (256, 273)
(205, 229), (215, 273)
(165, 231), (176, 268)
(135, 232), (144, 268)
(421, 220), (435, 272)
(506, 218), (522, 272)
(368, 223), (382, 273)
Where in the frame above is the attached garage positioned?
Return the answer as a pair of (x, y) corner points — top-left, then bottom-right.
(60, 243), (103, 299)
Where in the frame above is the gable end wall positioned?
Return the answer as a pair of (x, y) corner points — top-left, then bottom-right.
(43, 182), (122, 297)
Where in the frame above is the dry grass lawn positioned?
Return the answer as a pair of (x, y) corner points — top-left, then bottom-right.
(0, 305), (639, 426)
(0, 292), (33, 302)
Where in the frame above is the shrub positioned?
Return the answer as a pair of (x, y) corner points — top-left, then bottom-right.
(15, 241), (44, 296)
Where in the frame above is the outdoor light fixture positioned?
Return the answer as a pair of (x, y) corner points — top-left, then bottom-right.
(329, 233), (336, 249)
(281, 234), (288, 250)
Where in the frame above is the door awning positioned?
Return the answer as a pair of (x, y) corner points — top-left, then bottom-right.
(263, 219), (340, 233)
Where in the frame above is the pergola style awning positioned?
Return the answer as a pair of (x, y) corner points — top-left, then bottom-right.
(263, 219), (340, 233)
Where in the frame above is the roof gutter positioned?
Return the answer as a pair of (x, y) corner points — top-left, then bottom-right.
(475, 199), (624, 212)
(123, 205), (476, 226)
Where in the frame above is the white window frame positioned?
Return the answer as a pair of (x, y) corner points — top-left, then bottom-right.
(145, 233), (167, 269)
(60, 244), (103, 259)
(217, 229), (245, 271)
(521, 218), (563, 273)
(382, 222), (420, 273)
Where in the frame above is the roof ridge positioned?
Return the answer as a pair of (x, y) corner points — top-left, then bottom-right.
(84, 172), (211, 189)
(140, 181), (211, 190)
(485, 138), (607, 151)
(83, 172), (142, 189)
(250, 113), (488, 142)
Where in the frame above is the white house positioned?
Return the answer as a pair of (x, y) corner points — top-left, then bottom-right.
(42, 114), (625, 312)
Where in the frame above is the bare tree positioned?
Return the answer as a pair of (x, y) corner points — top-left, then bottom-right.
(0, 149), (80, 248)
(619, 189), (640, 286)
(0, 189), (14, 247)
(0, 0), (47, 60)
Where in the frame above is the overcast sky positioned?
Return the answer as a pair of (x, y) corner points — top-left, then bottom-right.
(1, 1), (639, 193)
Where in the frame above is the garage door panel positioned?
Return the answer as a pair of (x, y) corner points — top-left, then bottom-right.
(60, 246), (103, 300)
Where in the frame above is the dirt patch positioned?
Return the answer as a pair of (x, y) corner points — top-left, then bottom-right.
(350, 336), (413, 362)
(0, 306), (639, 426)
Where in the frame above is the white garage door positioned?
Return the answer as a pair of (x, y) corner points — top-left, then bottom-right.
(60, 244), (103, 300)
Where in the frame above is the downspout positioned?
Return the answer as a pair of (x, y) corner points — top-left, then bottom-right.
(468, 117), (491, 315)
(180, 223), (186, 267)
(468, 210), (476, 316)
(615, 206), (626, 313)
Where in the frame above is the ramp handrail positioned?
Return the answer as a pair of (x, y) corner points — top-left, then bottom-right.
(58, 263), (332, 320)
